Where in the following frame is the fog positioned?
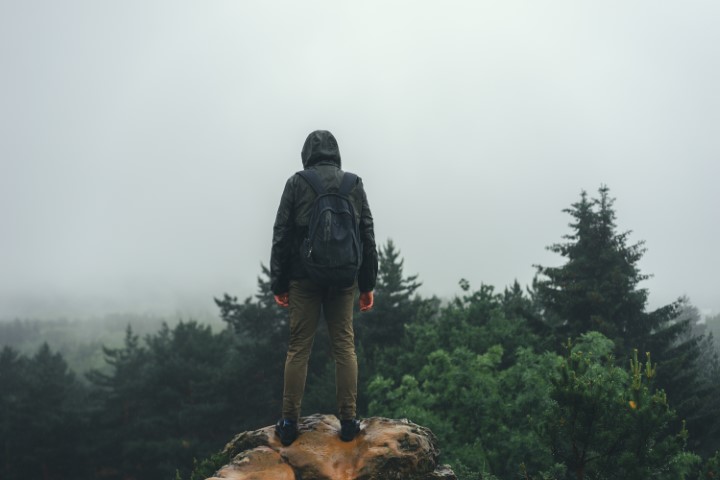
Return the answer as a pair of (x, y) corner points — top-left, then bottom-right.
(1, 1), (719, 320)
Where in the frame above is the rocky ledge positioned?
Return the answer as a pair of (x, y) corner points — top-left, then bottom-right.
(206, 414), (456, 480)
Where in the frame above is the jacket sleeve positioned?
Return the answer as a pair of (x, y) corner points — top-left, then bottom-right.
(270, 176), (295, 295)
(357, 178), (378, 292)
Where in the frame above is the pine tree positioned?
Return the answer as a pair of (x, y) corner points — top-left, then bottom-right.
(0, 344), (88, 479)
(535, 187), (653, 353)
(215, 264), (288, 343)
(87, 322), (242, 479)
(548, 334), (700, 480)
(534, 186), (718, 456)
(355, 239), (423, 354)
(214, 264), (291, 422)
(351, 239), (440, 414)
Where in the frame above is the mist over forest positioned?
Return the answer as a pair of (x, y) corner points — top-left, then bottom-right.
(3, 2), (720, 323)
(2, 223), (720, 375)
(2, 187), (720, 480)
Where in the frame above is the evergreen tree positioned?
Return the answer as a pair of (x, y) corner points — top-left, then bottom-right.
(547, 333), (700, 480)
(355, 239), (423, 353)
(366, 279), (552, 477)
(215, 264), (288, 343)
(502, 279), (549, 340)
(0, 346), (27, 479)
(0, 344), (88, 480)
(534, 186), (718, 457)
(353, 240), (439, 412)
(213, 265), (290, 424)
(87, 322), (240, 480)
(535, 187), (654, 352)
(390, 279), (539, 379)
(673, 301), (720, 457)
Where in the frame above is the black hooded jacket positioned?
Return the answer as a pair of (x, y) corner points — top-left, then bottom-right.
(270, 130), (378, 294)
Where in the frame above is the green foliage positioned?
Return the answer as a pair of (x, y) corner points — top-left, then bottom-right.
(369, 344), (562, 477)
(0, 344), (89, 479)
(85, 321), (241, 480)
(213, 265), (288, 423)
(353, 239), (441, 412)
(547, 333), (700, 479)
(534, 186), (719, 457)
(535, 187), (652, 353)
(367, 279), (561, 478)
(355, 240), (428, 361)
(678, 306), (720, 456)
(698, 450), (720, 479)
(189, 451), (231, 480)
(370, 329), (701, 479)
(385, 280), (541, 388)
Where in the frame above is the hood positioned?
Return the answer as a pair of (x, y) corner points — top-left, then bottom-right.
(301, 130), (341, 168)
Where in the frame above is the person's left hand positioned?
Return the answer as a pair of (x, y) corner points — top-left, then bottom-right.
(274, 293), (289, 308)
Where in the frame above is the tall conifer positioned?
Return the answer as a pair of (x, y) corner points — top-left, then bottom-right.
(535, 186), (717, 455)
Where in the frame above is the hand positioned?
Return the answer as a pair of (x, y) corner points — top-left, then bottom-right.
(274, 293), (289, 308)
(359, 291), (374, 312)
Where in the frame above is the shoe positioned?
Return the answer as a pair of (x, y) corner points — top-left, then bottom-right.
(340, 418), (361, 442)
(275, 418), (298, 446)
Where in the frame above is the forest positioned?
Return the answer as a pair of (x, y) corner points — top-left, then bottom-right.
(1, 186), (720, 480)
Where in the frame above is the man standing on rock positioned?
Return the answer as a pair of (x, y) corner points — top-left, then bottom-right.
(270, 130), (378, 446)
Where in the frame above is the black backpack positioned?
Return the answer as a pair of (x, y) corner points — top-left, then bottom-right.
(296, 169), (362, 288)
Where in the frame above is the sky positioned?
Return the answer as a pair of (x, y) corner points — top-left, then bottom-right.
(1, 0), (718, 321)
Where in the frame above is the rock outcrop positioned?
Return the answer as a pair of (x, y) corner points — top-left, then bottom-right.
(206, 414), (456, 480)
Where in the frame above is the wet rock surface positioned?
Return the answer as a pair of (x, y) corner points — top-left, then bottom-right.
(206, 414), (456, 480)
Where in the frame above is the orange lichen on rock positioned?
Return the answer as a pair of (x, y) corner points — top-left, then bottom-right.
(211, 414), (455, 480)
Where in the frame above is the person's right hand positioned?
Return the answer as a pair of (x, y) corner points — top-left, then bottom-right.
(274, 293), (289, 308)
(359, 291), (374, 312)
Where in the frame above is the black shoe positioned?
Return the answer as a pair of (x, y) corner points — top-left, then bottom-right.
(275, 418), (298, 446)
(340, 418), (361, 442)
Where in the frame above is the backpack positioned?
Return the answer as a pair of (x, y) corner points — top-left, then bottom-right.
(296, 169), (362, 288)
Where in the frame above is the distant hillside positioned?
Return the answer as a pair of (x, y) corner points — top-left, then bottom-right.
(0, 313), (226, 374)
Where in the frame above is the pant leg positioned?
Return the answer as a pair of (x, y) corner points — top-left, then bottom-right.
(323, 283), (358, 420)
(283, 279), (322, 421)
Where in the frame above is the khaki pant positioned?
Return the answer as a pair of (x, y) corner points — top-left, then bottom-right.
(282, 279), (357, 422)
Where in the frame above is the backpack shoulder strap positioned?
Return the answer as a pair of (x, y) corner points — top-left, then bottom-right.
(338, 172), (358, 197)
(296, 169), (325, 195)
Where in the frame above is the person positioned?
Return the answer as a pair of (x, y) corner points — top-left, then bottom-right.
(270, 130), (378, 446)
